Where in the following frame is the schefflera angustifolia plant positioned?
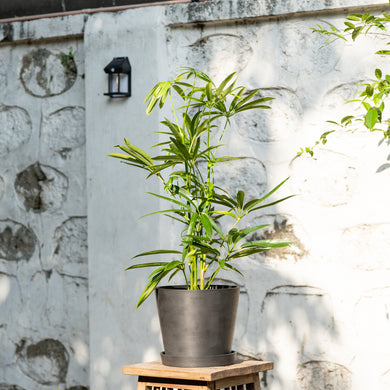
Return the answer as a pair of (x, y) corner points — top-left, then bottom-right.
(109, 67), (293, 307)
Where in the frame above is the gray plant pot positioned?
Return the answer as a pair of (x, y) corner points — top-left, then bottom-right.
(155, 284), (240, 367)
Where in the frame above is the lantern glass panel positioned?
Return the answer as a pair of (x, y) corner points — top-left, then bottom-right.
(109, 73), (129, 94)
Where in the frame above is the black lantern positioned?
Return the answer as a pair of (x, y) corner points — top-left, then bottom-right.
(104, 57), (131, 97)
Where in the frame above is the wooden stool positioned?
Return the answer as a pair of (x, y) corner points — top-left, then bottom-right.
(122, 360), (273, 390)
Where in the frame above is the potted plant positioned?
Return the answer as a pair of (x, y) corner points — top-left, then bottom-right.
(109, 67), (292, 367)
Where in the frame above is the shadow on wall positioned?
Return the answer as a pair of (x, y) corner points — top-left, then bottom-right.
(160, 13), (351, 390)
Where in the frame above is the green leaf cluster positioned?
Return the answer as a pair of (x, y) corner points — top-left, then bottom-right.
(301, 2), (390, 156)
(109, 67), (291, 307)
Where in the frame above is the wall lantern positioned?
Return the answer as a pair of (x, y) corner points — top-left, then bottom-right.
(104, 57), (131, 98)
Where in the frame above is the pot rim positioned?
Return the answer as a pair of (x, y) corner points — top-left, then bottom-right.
(157, 284), (240, 290)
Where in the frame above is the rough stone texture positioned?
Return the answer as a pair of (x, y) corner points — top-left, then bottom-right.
(53, 217), (88, 277)
(87, 4), (390, 390)
(340, 224), (390, 270)
(17, 338), (69, 385)
(0, 34), (87, 390)
(14, 162), (68, 213)
(41, 106), (86, 156)
(165, 0), (386, 26)
(2, 1), (390, 390)
(0, 60), (6, 87)
(187, 34), (253, 83)
(323, 82), (366, 114)
(0, 105), (32, 156)
(0, 273), (22, 326)
(279, 21), (339, 77)
(291, 151), (358, 207)
(0, 220), (37, 261)
(20, 48), (77, 97)
(0, 176), (4, 201)
(67, 387), (88, 390)
(261, 285), (335, 361)
(234, 88), (301, 142)
(250, 214), (308, 261)
(214, 158), (267, 200)
(0, 385), (25, 390)
(297, 361), (352, 390)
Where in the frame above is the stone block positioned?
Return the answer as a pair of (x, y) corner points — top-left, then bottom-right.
(17, 338), (69, 385)
(14, 162), (68, 213)
(20, 48), (77, 97)
(233, 88), (301, 143)
(297, 360), (352, 390)
(291, 151), (358, 207)
(0, 105), (32, 156)
(186, 33), (253, 83)
(0, 220), (37, 261)
(41, 106), (85, 157)
(341, 224), (390, 270)
(53, 217), (88, 278)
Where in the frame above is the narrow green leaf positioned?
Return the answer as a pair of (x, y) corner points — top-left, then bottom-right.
(341, 115), (355, 124)
(107, 152), (134, 160)
(346, 15), (362, 22)
(375, 68), (383, 79)
(241, 240), (291, 248)
(344, 21), (355, 29)
(140, 208), (186, 219)
(200, 213), (213, 239)
(224, 263), (243, 276)
(365, 107), (379, 129)
(147, 192), (193, 211)
(237, 190), (245, 209)
(352, 26), (364, 40)
(216, 72), (236, 95)
(125, 261), (169, 270)
(136, 269), (170, 307)
(229, 248), (268, 259)
(190, 239), (220, 256)
(212, 210), (237, 219)
(362, 102), (371, 111)
(244, 177), (289, 211)
(207, 215), (225, 239)
(248, 195), (295, 213)
(131, 249), (182, 259)
(172, 84), (185, 99)
(233, 224), (269, 244)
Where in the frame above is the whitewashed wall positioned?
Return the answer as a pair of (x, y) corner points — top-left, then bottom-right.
(0, 16), (88, 390)
(1, 1), (390, 390)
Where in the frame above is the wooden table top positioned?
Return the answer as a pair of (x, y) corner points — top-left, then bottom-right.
(122, 360), (273, 381)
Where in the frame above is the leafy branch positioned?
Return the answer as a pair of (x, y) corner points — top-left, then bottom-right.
(300, 3), (390, 156)
(109, 67), (292, 307)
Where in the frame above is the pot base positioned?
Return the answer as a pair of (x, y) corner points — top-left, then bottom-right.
(161, 351), (237, 367)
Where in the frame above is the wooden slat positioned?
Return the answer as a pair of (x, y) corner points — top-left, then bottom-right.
(245, 374), (260, 390)
(137, 381), (147, 390)
(215, 374), (256, 390)
(122, 360), (273, 381)
(141, 380), (208, 390)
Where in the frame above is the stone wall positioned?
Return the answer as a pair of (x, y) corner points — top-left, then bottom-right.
(1, 1), (390, 390)
(0, 18), (88, 390)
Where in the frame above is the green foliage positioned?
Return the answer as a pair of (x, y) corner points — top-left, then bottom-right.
(301, 3), (390, 156)
(109, 67), (292, 307)
(61, 47), (74, 67)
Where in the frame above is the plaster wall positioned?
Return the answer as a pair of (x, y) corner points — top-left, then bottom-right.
(1, 1), (390, 390)
(0, 19), (88, 390)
